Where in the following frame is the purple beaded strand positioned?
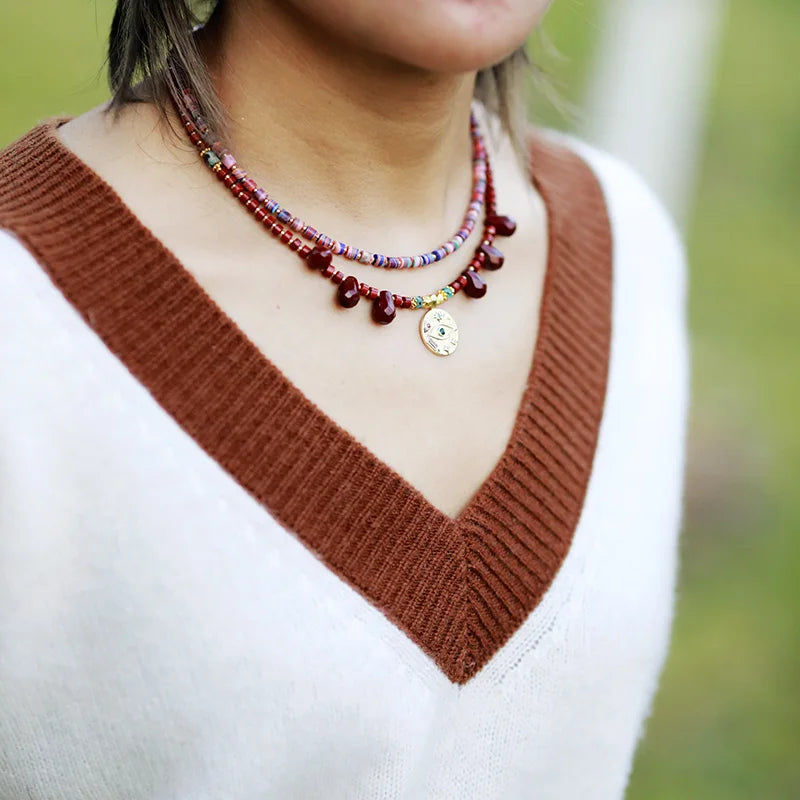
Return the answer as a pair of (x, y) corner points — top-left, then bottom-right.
(176, 84), (489, 271)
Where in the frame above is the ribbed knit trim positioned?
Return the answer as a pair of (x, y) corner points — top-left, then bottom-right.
(0, 120), (612, 683)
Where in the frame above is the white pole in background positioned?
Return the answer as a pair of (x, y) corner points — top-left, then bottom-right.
(581, 0), (726, 227)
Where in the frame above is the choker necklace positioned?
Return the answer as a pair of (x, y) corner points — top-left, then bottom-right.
(171, 83), (517, 357)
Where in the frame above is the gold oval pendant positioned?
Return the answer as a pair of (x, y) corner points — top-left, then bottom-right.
(420, 307), (459, 356)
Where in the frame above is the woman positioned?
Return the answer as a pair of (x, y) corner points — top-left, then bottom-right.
(0, 0), (689, 797)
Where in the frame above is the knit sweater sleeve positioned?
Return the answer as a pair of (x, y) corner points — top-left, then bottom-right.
(558, 138), (691, 783)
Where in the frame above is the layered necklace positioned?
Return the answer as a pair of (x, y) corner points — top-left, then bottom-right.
(171, 80), (516, 357)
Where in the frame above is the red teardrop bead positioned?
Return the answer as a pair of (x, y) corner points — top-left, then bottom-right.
(486, 214), (517, 237)
(478, 243), (505, 270)
(372, 290), (396, 324)
(307, 246), (333, 270)
(337, 275), (361, 308)
(463, 269), (487, 298)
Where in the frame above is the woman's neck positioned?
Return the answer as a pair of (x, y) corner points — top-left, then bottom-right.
(197, 0), (477, 232)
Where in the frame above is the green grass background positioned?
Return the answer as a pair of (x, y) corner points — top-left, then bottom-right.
(2, 1), (798, 796)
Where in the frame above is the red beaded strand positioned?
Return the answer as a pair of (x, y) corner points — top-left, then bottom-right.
(173, 92), (517, 327)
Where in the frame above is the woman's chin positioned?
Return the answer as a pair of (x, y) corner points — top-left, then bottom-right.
(384, 33), (530, 75)
(288, 0), (548, 74)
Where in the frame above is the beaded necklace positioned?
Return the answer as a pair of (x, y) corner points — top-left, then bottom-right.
(172, 83), (517, 357)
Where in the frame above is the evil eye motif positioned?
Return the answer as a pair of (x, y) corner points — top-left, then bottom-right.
(420, 308), (459, 356)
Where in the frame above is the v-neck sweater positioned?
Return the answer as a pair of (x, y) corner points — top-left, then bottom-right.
(0, 121), (689, 799)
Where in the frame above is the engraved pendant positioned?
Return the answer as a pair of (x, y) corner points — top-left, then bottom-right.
(419, 307), (459, 356)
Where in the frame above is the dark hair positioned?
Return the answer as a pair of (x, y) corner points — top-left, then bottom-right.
(107, 0), (531, 143)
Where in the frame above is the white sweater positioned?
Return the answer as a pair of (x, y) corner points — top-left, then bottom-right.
(0, 123), (689, 799)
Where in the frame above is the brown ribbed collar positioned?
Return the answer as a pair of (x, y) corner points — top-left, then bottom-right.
(0, 120), (612, 684)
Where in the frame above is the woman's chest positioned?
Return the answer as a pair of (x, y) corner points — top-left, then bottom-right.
(0, 255), (683, 797)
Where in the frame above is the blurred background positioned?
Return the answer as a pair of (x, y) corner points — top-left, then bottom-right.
(1, 1), (797, 796)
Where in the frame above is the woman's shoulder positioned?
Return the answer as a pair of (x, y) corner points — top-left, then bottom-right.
(0, 227), (58, 342)
(0, 120), (84, 320)
(529, 126), (687, 315)
(0, 227), (60, 413)
(532, 128), (686, 265)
